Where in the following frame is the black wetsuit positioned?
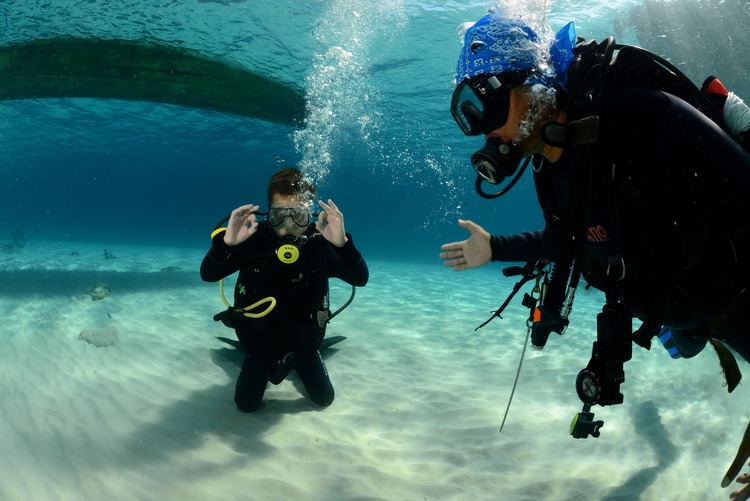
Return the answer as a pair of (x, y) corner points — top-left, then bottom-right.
(490, 87), (750, 361)
(200, 222), (368, 411)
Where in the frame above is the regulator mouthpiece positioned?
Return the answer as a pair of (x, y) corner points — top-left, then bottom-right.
(471, 137), (523, 184)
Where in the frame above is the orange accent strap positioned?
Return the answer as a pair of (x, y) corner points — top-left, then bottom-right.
(533, 308), (542, 323)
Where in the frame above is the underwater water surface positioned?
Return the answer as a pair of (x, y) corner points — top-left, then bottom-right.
(1, 0), (748, 261)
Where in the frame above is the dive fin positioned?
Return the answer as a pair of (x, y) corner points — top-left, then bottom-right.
(215, 335), (347, 351)
(709, 338), (742, 392)
(321, 335), (347, 349)
(216, 336), (243, 351)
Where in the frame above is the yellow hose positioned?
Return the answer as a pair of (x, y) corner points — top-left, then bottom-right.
(219, 278), (276, 318)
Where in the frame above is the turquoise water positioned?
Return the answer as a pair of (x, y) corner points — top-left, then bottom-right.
(1, 1), (749, 499)
(3, 0), (745, 263)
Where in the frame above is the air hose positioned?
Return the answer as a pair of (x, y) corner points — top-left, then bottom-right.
(218, 278), (276, 318)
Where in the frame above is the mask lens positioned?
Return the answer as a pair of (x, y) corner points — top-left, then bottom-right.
(451, 76), (512, 136)
(267, 207), (311, 227)
(289, 207), (311, 226)
(267, 208), (285, 227)
(451, 81), (485, 135)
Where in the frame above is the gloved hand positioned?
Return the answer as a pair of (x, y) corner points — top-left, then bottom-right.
(703, 76), (750, 145)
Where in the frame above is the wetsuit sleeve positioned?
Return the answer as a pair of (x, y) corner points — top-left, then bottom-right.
(490, 230), (545, 262)
(199, 231), (242, 282)
(327, 234), (369, 286)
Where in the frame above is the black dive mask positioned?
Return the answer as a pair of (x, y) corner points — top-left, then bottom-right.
(276, 234), (308, 264)
(471, 137), (532, 199)
(451, 71), (531, 136)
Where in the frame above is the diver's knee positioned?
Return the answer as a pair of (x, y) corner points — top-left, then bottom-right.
(311, 390), (334, 408)
(235, 392), (264, 413)
(239, 398), (262, 413)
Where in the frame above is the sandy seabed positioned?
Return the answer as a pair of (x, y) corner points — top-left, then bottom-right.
(0, 239), (748, 501)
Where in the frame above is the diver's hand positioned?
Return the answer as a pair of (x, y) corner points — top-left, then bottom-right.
(316, 199), (347, 247)
(725, 421), (750, 499)
(440, 219), (492, 271)
(224, 204), (260, 246)
(730, 473), (750, 500)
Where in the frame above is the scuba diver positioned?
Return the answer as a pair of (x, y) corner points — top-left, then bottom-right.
(438, 9), (750, 498)
(200, 167), (368, 412)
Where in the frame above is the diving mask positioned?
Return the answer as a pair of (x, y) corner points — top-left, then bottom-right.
(265, 206), (318, 228)
(451, 72), (530, 136)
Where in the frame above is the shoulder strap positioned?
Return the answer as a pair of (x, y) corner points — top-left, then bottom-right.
(565, 37), (721, 126)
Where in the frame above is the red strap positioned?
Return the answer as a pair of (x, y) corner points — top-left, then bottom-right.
(704, 76), (729, 98)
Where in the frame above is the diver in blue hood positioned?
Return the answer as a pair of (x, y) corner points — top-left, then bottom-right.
(201, 167), (368, 412)
(440, 10), (750, 497)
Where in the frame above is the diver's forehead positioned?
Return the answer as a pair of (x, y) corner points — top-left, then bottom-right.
(270, 193), (307, 207)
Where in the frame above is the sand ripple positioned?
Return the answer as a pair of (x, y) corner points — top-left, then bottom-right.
(0, 246), (747, 499)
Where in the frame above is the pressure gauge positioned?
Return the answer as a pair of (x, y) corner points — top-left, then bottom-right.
(576, 368), (601, 405)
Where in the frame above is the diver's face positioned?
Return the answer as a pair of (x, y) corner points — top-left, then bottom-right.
(269, 193), (310, 239)
(485, 87), (544, 155)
